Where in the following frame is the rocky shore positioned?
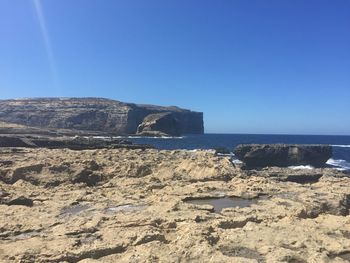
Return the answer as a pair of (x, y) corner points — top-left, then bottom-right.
(1, 147), (350, 262)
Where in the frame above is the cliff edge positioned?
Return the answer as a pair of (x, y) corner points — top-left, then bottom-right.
(0, 98), (204, 136)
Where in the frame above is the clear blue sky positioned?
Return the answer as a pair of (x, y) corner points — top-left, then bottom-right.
(1, 0), (349, 135)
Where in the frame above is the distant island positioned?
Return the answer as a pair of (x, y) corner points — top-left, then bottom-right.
(0, 97), (204, 137)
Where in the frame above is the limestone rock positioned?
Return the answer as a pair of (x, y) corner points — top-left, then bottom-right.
(0, 98), (204, 135)
(1, 148), (349, 262)
(234, 144), (332, 168)
(6, 196), (34, 207)
(137, 112), (181, 136)
(71, 168), (101, 186)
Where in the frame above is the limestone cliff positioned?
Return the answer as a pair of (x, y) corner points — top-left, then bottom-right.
(0, 98), (204, 135)
(137, 112), (181, 137)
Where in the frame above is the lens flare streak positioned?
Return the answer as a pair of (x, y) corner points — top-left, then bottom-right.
(33, 0), (60, 94)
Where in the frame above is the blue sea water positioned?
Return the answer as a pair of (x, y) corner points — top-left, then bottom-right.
(124, 134), (350, 171)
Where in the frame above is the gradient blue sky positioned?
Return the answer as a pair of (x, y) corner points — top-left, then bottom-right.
(1, 0), (349, 135)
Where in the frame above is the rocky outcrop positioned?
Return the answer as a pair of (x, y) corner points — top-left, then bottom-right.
(234, 144), (332, 168)
(0, 98), (204, 135)
(137, 112), (181, 137)
(1, 148), (350, 262)
(246, 166), (347, 184)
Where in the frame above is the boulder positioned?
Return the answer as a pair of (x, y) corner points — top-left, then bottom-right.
(5, 196), (34, 207)
(234, 144), (332, 168)
(137, 112), (181, 137)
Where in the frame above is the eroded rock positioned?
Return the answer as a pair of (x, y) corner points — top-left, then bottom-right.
(71, 168), (101, 186)
(234, 144), (332, 168)
(0, 148), (349, 263)
(0, 98), (204, 135)
(137, 112), (181, 137)
(3, 196), (34, 207)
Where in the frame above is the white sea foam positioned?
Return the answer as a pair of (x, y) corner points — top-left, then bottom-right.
(326, 158), (350, 171)
(186, 149), (200, 152)
(231, 159), (243, 165)
(216, 152), (235, 157)
(331, 145), (350, 148)
(90, 136), (111, 139)
(288, 165), (314, 170)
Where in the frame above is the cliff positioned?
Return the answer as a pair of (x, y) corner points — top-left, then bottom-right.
(0, 98), (204, 135)
(137, 112), (182, 137)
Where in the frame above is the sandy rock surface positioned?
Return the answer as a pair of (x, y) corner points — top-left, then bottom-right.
(0, 148), (350, 262)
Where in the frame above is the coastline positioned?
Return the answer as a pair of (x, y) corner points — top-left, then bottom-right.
(1, 147), (350, 262)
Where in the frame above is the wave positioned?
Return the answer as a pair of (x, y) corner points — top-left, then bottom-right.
(288, 165), (314, 170)
(326, 158), (350, 171)
(231, 158), (243, 165)
(216, 153), (235, 157)
(331, 145), (350, 148)
(186, 149), (201, 152)
(215, 152), (243, 164)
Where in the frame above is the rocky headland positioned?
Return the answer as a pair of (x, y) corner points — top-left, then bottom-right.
(0, 144), (350, 262)
(0, 98), (204, 137)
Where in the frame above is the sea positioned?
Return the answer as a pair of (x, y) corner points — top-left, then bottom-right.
(121, 134), (350, 172)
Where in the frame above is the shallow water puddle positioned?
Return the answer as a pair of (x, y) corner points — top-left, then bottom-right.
(59, 204), (91, 217)
(275, 192), (300, 202)
(331, 252), (350, 261)
(338, 252), (350, 261)
(219, 246), (265, 262)
(8, 230), (41, 240)
(185, 196), (267, 213)
(106, 204), (148, 213)
(284, 174), (323, 184)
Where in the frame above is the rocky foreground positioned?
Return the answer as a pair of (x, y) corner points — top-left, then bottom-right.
(1, 148), (350, 262)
